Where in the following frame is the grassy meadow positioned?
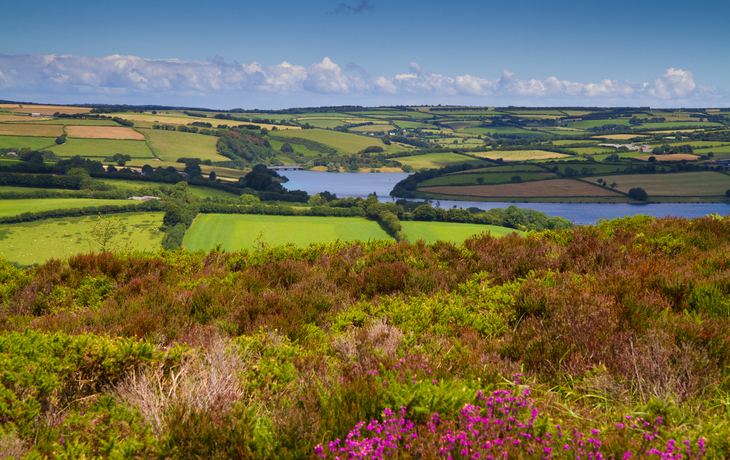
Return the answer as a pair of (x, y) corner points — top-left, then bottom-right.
(0, 198), (134, 218)
(0, 212), (163, 265)
(0, 136), (56, 150)
(600, 171), (730, 197)
(401, 220), (518, 243)
(141, 128), (228, 162)
(184, 214), (391, 251)
(396, 152), (490, 169)
(50, 138), (155, 159)
(272, 128), (392, 154)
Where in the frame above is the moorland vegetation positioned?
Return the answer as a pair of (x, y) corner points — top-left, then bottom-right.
(1, 214), (729, 458)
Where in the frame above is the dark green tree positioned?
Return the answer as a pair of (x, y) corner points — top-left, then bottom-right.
(628, 187), (648, 201)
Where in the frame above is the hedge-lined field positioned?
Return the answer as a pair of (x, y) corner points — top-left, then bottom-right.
(183, 214), (391, 251)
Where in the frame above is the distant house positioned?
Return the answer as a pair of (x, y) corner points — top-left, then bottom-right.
(31, 113), (41, 117)
(267, 165), (303, 171)
(127, 196), (161, 201)
(6, 151), (17, 157)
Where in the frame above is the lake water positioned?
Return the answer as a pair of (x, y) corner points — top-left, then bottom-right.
(282, 171), (730, 225)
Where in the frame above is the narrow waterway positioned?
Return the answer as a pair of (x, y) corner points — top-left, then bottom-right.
(282, 171), (730, 225)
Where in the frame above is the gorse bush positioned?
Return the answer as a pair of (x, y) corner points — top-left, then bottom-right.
(1, 214), (730, 458)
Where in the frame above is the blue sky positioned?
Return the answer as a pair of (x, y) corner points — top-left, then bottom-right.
(1, 0), (729, 109)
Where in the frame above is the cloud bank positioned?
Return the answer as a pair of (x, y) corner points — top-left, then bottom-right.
(0, 53), (725, 107)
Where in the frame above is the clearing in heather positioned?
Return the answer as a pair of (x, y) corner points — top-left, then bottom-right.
(65, 126), (146, 140)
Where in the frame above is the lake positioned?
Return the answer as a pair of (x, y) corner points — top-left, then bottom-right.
(282, 171), (730, 225)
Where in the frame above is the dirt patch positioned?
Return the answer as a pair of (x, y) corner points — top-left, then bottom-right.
(66, 126), (146, 140)
(0, 124), (64, 137)
(636, 154), (699, 162)
(421, 179), (621, 198)
(12, 105), (92, 116)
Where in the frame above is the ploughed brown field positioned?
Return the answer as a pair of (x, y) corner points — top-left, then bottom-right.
(65, 126), (146, 140)
(420, 179), (622, 197)
(636, 154), (699, 161)
(12, 105), (92, 115)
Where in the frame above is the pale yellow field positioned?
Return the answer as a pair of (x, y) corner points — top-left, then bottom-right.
(636, 154), (699, 161)
(12, 105), (92, 115)
(473, 150), (570, 161)
(0, 104), (20, 108)
(66, 126), (145, 140)
(0, 124), (64, 137)
(113, 113), (300, 131)
(0, 115), (50, 122)
(593, 134), (648, 140)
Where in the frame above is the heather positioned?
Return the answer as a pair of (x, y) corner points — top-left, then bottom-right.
(1, 214), (730, 459)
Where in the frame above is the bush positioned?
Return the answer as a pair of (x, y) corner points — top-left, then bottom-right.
(628, 187), (649, 201)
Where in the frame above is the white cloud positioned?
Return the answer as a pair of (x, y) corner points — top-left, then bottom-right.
(0, 53), (725, 106)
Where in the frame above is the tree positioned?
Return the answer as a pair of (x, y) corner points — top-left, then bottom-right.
(610, 182), (617, 189)
(88, 213), (124, 253)
(476, 177), (484, 185)
(726, 189), (730, 198)
(112, 153), (131, 166)
(141, 164), (154, 175)
(55, 134), (67, 145)
(280, 143), (294, 153)
(628, 187), (648, 201)
(511, 175), (522, 183)
(209, 171), (217, 181)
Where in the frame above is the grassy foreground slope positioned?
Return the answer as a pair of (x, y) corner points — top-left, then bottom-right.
(0, 212), (163, 265)
(0, 215), (728, 458)
(183, 214), (391, 251)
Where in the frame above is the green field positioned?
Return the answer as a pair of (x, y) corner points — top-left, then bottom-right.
(350, 124), (394, 133)
(92, 179), (236, 199)
(0, 212), (163, 265)
(267, 138), (322, 156)
(564, 119), (633, 129)
(0, 198), (136, 218)
(599, 171), (730, 197)
(464, 165), (546, 173)
(636, 121), (724, 129)
(184, 214), (392, 251)
(396, 152), (490, 169)
(401, 221), (518, 244)
(50, 138), (155, 159)
(272, 128), (393, 154)
(420, 171), (555, 187)
(462, 127), (548, 137)
(0, 135), (56, 150)
(141, 128), (227, 162)
(301, 119), (348, 129)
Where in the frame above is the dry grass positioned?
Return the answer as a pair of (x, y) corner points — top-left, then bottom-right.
(0, 104), (20, 108)
(421, 179), (621, 198)
(636, 154), (699, 162)
(649, 129), (703, 134)
(599, 171), (730, 196)
(12, 105), (91, 115)
(65, 126), (145, 140)
(0, 432), (28, 459)
(0, 124), (64, 137)
(116, 336), (249, 437)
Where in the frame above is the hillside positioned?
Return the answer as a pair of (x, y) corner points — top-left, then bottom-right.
(1, 215), (728, 458)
